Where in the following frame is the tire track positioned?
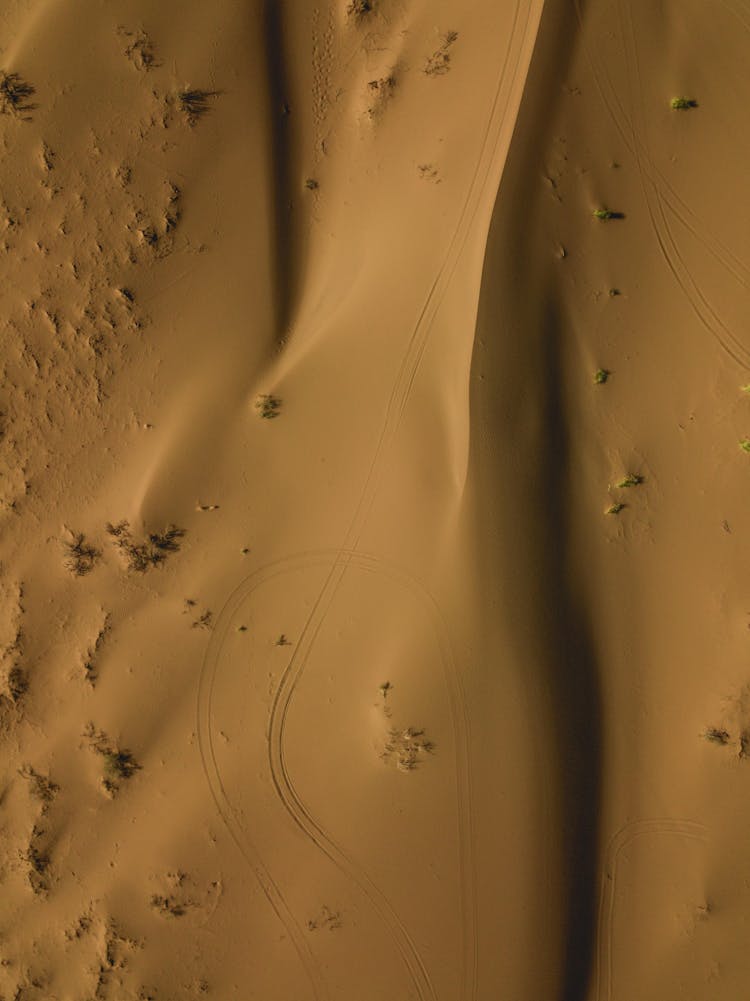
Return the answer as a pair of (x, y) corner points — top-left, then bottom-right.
(574, 0), (750, 368)
(261, 4), (542, 1000)
(198, 550), (474, 1001)
(199, 3), (545, 996)
(574, 0), (750, 292)
(596, 817), (708, 1001)
(196, 555), (329, 1001)
(618, 1), (750, 369)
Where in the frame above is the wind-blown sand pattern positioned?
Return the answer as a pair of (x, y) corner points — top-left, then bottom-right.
(1, 1), (749, 999)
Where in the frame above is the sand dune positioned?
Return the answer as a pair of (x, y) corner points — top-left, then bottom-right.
(1, 1), (749, 999)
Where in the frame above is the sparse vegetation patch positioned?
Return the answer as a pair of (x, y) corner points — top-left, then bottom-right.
(64, 532), (101, 576)
(424, 31), (459, 76)
(106, 520), (185, 572)
(670, 96), (697, 110)
(616, 474), (643, 488)
(84, 723), (141, 796)
(382, 726), (435, 771)
(703, 726), (730, 745)
(0, 71), (35, 117)
(6, 661), (27, 704)
(19, 765), (59, 811)
(366, 75), (396, 117)
(594, 368), (610, 384)
(592, 208), (624, 220)
(20, 829), (50, 895)
(192, 610), (213, 631)
(118, 27), (158, 71)
(151, 894), (187, 918)
(84, 615), (111, 686)
(307, 905), (342, 931)
(347, 0), (373, 20)
(255, 394), (282, 419)
(178, 88), (218, 126)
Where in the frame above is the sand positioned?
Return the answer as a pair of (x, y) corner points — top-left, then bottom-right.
(1, 1), (748, 998)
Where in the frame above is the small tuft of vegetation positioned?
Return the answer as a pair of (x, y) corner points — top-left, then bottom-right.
(19, 765), (59, 811)
(347, 0), (373, 20)
(423, 31), (459, 76)
(616, 474), (643, 488)
(98, 750), (139, 797)
(83, 616), (110, 686)
(64, 532), (101, 576)
(7, 663), (28, 703)
(741, 385), (750, 394)
(192, 610), (213, 631)
(255, 394), (282, 419)
(151, 894), (187, 918)
(85, 723), (141, 795)
(383, 726), (435, 772)
(366, 75), (396, 117)
(592, 207), (624, 220)
(21, 833), (50, 895)
(102, 749), (139, 782)
(740, 439), (750, 453)
(307, 905), (342, 931)
(106, 520), (185, 572)
(305, 177), (319, 191)
(605, 503), (625, 515)
(703, 726), (730, 745)
(119, 28), (158, 72)
(594, 368), (610, 384)
(178, 88), (218, 126)
(670, 96), (697, 110)
(0, 71), (36, 117)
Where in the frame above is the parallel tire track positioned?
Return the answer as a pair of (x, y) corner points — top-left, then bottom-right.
(199, 2), (545, 997)
(198, 551), (474, 1001)
(596, 818), (708, 1001)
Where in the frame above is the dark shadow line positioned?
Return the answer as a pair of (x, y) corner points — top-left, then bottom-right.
(469, 0), (602, 996)
(538, 299), (603, 1001)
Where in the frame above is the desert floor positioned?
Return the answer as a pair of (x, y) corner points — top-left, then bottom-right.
(1, 1), (749, 999)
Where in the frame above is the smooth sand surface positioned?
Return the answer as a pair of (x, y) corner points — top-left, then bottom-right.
(1, 1), (749, 999)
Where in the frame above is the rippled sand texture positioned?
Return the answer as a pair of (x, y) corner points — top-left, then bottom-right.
(1, 1), (748, 999)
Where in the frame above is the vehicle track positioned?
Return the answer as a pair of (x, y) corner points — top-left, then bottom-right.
(263, 8), (545, 1000)
(199, 550), (474, 1001)
(196, 559), (328, 1001)
(574, 0), (750, 368)
(619, 1), (750, 369)
(575, 0), (750, 293)
(198, 2), (545, 996)
(596, 817), (708, 1001)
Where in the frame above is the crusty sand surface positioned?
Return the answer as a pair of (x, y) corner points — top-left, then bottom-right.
(1, 1), (748, 999)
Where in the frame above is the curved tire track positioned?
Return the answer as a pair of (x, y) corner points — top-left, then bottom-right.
(575, 0), (750, 369)
(198, 3), (545, 997)
(618, 1), (750, 369)
(199, 550), (474, 1001)
(596, 817), (708, 1001)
